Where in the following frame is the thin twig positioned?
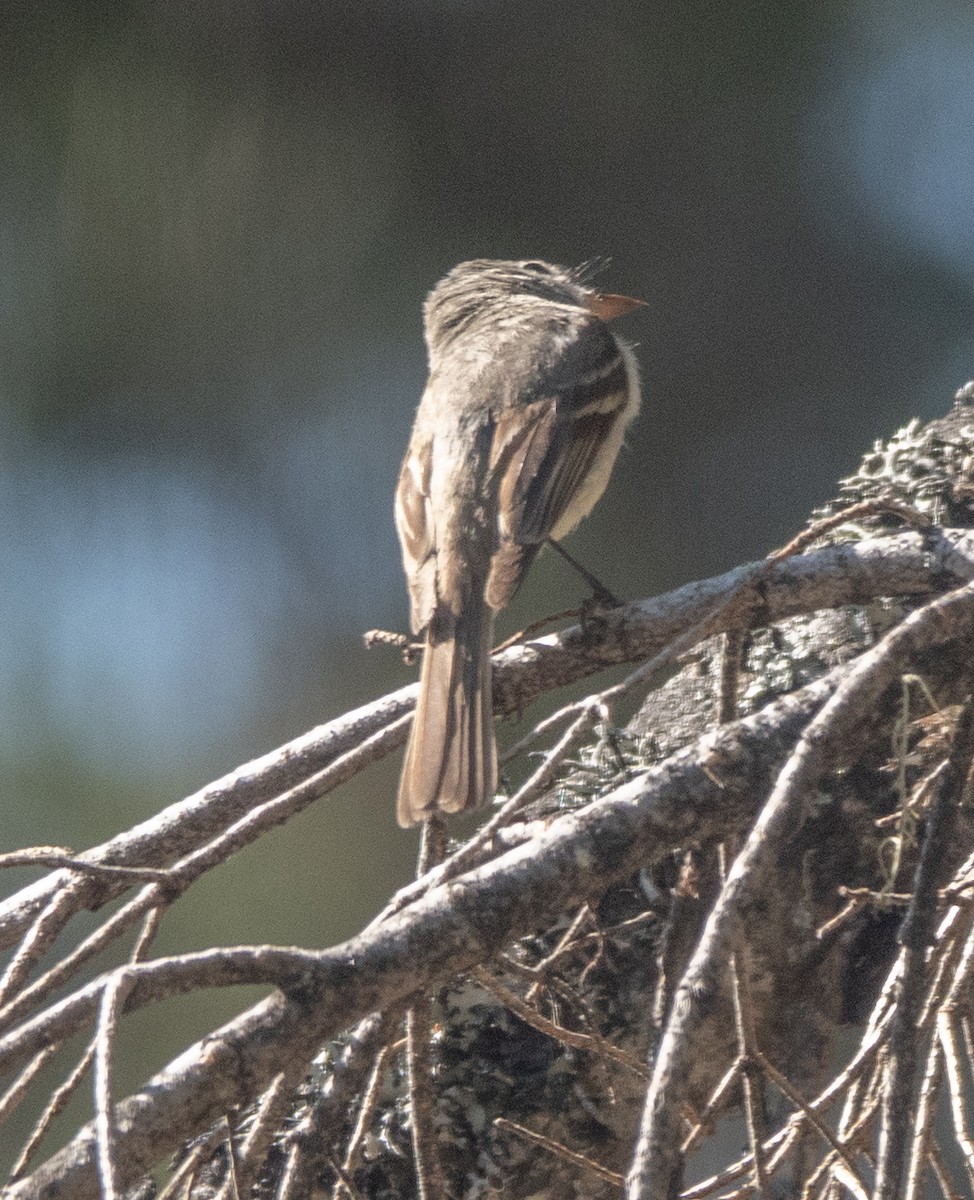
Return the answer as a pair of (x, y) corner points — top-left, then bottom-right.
(679, 1150), (761, 1198)
(875, 697), (973, 1200)
(721, 829), (769, 1200)
(405, 996), (442, 1200)
(938, 1015), (974, 1191)
(683, 1010), (891, 1200)
(323, 1153), (365, 1200)
(822, 1046), (882, 1198)
(94, 970), (136, 1200)
(524, 904), (594, 1004)
(753, 1045), (868, 1194)
(8, 1041), (96, 1182)
(903, 1031), (943, 1200)
(471, 966), (649, 1077)
(6, 902), (171, 1183)
(735, 1014), (770, 1198)
(405, 817), (448, 1200)
(941, 912), (974, 1014)
(156, 1121), (227, 1200)
(770, 498), (930, 558)
(493, 607), (581, 653)
(218, 1070), (300, 1200)
(131, 904), (166, 962)
(0, 848), (173, 884)
(815, 888), (911, 941)
(0, 878), (86, 1008)
(828, 1160), (874, 1200)
(799, 1151), (837, 1200)
(680, 1055), (745, 1156)
(332, 1042), (394, 1199)
(0, 885), (161, 1033)
(0, 1044), (58, 1125)
(495, 1116), (624, 1186)
(917, 920), (968, 1032)
(221, 1115), (241, 1200)
(927, 1143), (963, 1200)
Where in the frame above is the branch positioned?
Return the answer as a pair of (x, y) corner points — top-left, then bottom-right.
(5, 664), (853, 1199)
(626, 579), (974, 1200)
(874, 697), (974, 1198)
(1, 527), (969, 957)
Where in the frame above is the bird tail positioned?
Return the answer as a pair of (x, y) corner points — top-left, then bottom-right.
(397, 595), (497, 828)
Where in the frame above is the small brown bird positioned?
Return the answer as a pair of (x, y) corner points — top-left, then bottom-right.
(394, 259), (643, 827)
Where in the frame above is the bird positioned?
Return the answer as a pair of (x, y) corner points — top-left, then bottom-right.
(394, 258), (643, 827)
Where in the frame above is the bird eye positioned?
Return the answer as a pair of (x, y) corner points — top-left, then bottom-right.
(521, 260), (549, 274)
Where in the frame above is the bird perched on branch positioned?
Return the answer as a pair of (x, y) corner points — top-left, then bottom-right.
(395, 258), (643, 827)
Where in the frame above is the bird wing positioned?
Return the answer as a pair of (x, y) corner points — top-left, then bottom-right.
(486, 332), (632, 610)
(394, 423), (437, 635)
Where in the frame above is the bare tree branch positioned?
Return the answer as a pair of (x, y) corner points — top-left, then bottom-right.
(626, 579), (974, 1200)
(874, 697), (974, 1198)
(5, 661), (855, 1199)
(8, 394), (974, 1198)
(2, 526), (970, 956)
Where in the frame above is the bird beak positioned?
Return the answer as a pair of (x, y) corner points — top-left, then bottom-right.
(586, 291), (646, 320)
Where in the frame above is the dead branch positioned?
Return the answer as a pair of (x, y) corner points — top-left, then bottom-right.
(7, 388), (974, 1199)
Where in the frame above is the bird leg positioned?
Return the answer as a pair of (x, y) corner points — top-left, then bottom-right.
(546, 538), (622, 608)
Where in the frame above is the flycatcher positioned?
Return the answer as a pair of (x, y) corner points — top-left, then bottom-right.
(395, 259), (643, 827)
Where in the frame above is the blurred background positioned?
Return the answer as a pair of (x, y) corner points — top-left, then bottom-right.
(2, 0), (974, 1143)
